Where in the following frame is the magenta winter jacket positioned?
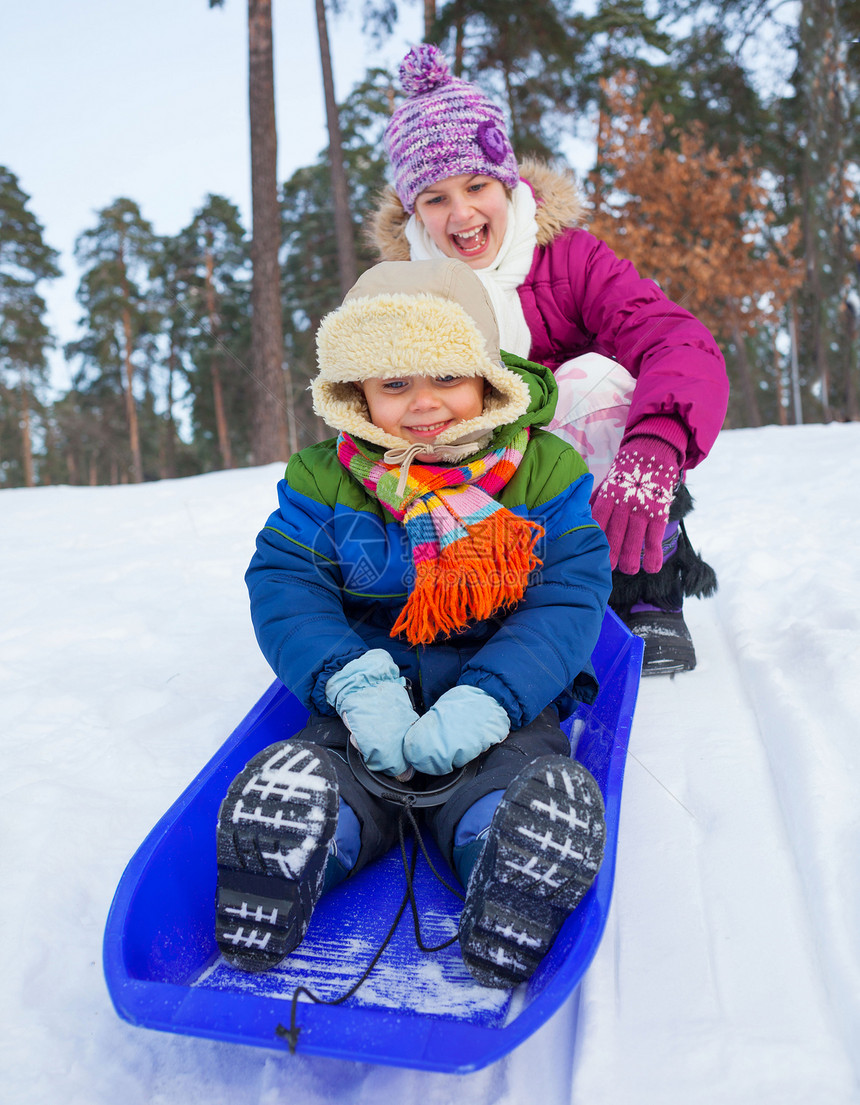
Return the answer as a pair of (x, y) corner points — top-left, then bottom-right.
(368, 158), (728, 471)
(518, 224), (728, 469)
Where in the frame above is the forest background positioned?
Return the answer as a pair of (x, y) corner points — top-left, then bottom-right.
(1, 0), (858, 489)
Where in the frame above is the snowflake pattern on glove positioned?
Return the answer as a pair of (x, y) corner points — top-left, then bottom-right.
(605, 451), (676, 517)
(591, 438), (681, 574)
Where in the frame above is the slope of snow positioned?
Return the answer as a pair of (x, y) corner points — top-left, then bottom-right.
(2, 424), (858, 1105)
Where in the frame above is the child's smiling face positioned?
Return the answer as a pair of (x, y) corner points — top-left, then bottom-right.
(359, 373), (486, 445)
(413, 175), (509, 269)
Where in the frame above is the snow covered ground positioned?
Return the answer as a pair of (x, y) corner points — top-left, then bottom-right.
(2, 423), (859, 1105)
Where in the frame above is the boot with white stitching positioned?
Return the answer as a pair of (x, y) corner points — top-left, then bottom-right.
(459, 755), (605, 988)
(215, 741), (339, 972)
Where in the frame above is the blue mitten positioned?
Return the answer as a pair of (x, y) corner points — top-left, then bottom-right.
(404, 685), (510, 776)
(325, 650), (419, 778)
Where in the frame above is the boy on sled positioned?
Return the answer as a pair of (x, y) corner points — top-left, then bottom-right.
(216, 258), (612, 988)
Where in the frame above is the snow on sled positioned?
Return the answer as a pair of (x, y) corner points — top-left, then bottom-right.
(103, 609), (642, 1074)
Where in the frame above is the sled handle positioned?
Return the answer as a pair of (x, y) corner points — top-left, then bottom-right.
(346, 740), (479, 808)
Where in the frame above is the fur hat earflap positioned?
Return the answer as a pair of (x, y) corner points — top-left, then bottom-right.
(312, 259), (531, 452)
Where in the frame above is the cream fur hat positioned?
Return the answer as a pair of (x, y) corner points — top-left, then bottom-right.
(312, 259), (531, 453)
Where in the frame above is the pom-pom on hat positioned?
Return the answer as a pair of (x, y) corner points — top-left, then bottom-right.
(384, 44), (519, 213)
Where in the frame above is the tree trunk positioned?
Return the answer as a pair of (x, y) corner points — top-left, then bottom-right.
(789, 301), (803, 426)
(248, 0), (289, 464)
(162, 336), (179, 479)
(731, 317), (761, 427)
(797, 0), (847, 426)
(424, 0), (436, 43)
(845, 302), (859, 421)
(283, 365), (299, 457)
(205, 244), (234, 468)
(118, 280), (143, 483)
(115, 237), (144, 483)
(773, 332), (787, 427)
(314, 0), (357, 297)
(18, 370), (35, 487)
(453, 1), (465, 74)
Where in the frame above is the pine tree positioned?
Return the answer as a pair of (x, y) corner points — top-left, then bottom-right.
(660, 23), (773, 161)
(280, 67), (391, 446)
(315, 0), (358, 296)
(663, 0), (860, 421)
(210, 0), (290, 461)
(430, 0), (581, 159)
(147, 234), (194, 479)
(790, 0), (859, 421)
(66, 198), (157, 483)
(0, 167), (60, 487)
(171, 195), (252, 470)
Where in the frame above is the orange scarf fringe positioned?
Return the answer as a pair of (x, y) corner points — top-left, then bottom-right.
(390, 510), (544, 645)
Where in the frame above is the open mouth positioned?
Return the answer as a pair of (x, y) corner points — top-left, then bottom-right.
(405, 419), (451, 438)
(451, 224), (488, 255)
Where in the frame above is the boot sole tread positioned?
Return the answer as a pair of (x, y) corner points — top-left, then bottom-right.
(215, 741), (338, 972)
(460, 756), (606, 989)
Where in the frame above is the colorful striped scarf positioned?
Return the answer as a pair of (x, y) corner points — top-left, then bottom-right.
(337, 430), (544, 645)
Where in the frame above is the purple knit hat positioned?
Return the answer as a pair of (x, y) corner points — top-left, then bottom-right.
(384, 44), (519, 213)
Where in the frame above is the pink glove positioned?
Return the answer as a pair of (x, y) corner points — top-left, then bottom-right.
(591, 437), (681, 574)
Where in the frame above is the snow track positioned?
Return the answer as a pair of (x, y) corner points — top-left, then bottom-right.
(2, 426), (859, 1105)
(574, 594), (858, 1104)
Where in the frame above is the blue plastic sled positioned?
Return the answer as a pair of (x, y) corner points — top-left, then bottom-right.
(103, 609), (642, 1074)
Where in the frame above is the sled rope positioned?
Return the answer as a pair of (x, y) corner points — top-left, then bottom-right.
(397, 798), (466, 950)
(276, 795), (465, 1055)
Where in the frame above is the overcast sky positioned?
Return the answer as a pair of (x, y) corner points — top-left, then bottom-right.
(1, 0), (422, 391)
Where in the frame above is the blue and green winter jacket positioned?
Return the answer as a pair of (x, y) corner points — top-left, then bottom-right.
(245, 353), (612, 729)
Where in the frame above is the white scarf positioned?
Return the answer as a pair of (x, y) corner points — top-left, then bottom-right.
(405, 181), (538, 358)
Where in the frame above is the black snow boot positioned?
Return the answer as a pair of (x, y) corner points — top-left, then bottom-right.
(623, 608), (697, 676)
(215, 740), (339, 972)
(610, 484), (717, 677)
(459, 755), (606, 989)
